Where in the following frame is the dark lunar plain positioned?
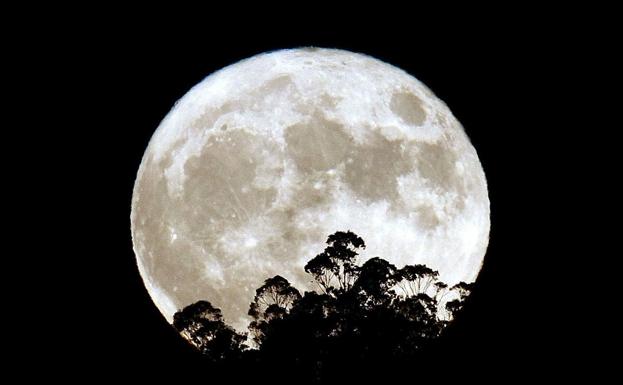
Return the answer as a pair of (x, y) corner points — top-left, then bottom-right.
(28, 10), (604, 383)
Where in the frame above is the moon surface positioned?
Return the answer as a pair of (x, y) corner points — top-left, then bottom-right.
(131, 48), (489, 331)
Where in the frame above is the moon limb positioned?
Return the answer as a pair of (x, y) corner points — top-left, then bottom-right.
(131, 48), (490, 331)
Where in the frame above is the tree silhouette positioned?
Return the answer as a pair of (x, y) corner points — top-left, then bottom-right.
(353, 257), (398, 308)
(445, 281), (474, 319)
(248, 275), (301, 345)
(304, 230), (365, 295)
(172, 300), (245, 361)
(394, 264), (439, 296)
(171, 231), (475, 381)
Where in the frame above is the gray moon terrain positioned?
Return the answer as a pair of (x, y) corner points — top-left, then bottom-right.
(131, 48), (490, 331)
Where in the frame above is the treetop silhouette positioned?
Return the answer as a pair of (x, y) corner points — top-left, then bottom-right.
(248, 275), (301, 345)
(172, 230), (474, 377)
(304, 230), (365, 295)
(172, 300), (245, 361)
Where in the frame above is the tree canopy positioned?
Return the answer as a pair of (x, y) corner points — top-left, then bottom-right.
(172, 231), (474, 381)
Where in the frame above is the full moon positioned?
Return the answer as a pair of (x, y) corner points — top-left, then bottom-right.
(131, 48), (490, 331)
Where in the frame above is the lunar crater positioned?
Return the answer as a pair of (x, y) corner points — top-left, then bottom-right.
(390, 90), (427, 126)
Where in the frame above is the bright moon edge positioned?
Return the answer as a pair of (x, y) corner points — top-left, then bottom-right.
(131, 48), (490, 331)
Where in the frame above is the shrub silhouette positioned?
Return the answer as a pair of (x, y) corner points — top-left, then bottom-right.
(172, 231), (473, 380)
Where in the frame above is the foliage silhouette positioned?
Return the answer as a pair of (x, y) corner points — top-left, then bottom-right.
(172, 300), (245, 361)
(304, 230), (365, 295)
(172, 231), (474, 381)
(248, 275), (301, 345)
